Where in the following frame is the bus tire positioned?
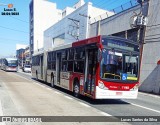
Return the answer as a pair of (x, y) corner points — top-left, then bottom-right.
(73, 81), (80, 98)
(51, 74), (54, 88)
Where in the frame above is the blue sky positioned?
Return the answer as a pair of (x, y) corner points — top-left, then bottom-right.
(0, 0), (133, 58)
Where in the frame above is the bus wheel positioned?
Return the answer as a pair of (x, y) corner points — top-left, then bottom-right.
(73, 81), (80, 98)
(51, 76), (54, 88)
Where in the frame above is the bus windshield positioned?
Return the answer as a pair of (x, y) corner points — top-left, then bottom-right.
(7, 60), (18, 67)
(100, 49), (139, 83)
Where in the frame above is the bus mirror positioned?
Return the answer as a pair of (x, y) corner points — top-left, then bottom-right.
(98, 49), (102, 62)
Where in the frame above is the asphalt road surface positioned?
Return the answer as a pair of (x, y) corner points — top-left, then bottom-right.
(0, 70), (159, 125)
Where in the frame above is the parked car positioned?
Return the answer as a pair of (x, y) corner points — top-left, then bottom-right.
(23, 65), (31, 72)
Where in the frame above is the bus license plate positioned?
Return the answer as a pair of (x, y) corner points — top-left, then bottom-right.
(116, 92), (122, 95)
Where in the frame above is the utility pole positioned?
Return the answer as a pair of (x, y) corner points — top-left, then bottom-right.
(68, 18), (80, 40)
(21, 51), (23, 68)
(130, 0), (150, 78)
(79, 13), (91, 38)
(130, 0), (149, 44)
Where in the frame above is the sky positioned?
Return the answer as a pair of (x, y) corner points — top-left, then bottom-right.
(0, 0), (133, 58)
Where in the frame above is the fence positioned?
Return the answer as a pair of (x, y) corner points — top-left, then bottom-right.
(90, 0), (139, 24)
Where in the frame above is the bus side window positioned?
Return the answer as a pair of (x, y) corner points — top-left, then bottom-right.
(67, 61), (73, 72)
(62, 61), (67, 72)
(74, 47), (85, 73)
(74, 61), (84, 73)
(67, 48), (74, 72)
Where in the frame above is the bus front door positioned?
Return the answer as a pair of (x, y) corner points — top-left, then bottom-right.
(84, 49), (97, 96)
(56, 53), (61, 85)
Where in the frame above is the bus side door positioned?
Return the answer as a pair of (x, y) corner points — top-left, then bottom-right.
(84, 48), (97, 95)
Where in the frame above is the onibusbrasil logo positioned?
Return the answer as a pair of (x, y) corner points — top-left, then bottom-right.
(0, 2), (19, 15)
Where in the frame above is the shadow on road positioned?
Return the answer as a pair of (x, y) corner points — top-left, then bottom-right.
(78, 96), (130, 105)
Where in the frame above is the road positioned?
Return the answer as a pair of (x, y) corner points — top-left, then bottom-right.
(0, 70), (160, 125)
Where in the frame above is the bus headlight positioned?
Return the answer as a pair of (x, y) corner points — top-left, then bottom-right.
(130, 84), (139, 91)
(98, 80), (108, 90)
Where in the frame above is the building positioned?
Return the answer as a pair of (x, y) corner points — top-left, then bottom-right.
(16, 44), (27, 67)
(89, 1), (141, 39)
(30, 0), (160, 94)
(29, 0), (62, 56)
(24, 45), (30, 65)
(90, 0), (160, 94)
(43, 0), (114, 50)
(139, 0), (160, 94)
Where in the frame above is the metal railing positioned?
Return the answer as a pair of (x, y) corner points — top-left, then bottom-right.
(90, 0), (139, 24)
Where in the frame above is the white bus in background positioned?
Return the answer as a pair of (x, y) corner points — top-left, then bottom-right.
(1, 58), (18, 72)
(0, 58), (2, 69)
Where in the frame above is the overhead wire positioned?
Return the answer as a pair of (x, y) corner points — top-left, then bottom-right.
(0, 37), (28, 43)
(9, 16), (29, 24)
(0, 0), (138, 44)
(0, 25), (29, 34)
(1, 0), (129, 34)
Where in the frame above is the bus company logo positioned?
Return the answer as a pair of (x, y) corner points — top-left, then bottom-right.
(1, 3), (19, 16)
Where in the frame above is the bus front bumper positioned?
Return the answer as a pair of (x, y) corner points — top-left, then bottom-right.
(95, 86), (138, 99)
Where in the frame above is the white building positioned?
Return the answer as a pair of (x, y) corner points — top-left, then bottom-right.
(44, 0), (114, 50)
(16, 44), (27, 50)
(29, 0), (62, 55)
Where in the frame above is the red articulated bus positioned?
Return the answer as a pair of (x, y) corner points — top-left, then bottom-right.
(32, 35), (140, 99)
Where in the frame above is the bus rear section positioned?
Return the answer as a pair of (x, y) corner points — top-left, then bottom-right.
(32, 50), (48, 82)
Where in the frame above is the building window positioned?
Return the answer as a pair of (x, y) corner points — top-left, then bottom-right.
(52, 34), (65, 47)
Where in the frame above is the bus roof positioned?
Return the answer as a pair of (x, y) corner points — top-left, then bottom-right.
(101, 35), (138, 45)
(47, 43), (72, 52)
(32, 43), (72, 57)
(72, 35), (101, 47)
(72, 35), (138, 48)
(5, 58), (17, 61)
(32, 35), (138, 57)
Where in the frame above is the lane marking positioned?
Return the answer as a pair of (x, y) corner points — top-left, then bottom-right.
(46, 88), (52, 91)
(13, 72), (62, 94)
(131, 103), (160, 114)
(79, 102), (91, 108)
(100, 111), (112, 116)
(64, 96), (73, 100)
(139, 92), (160, 98)
(12, 73), (33, 82)
(54, 91), (61, 95)
(17, 70), (31, 76)
(12, 73), (47, 88)
(41, 85), (46, 88)
(34, 82), (45, 88)
(5, 72), (114, 118)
